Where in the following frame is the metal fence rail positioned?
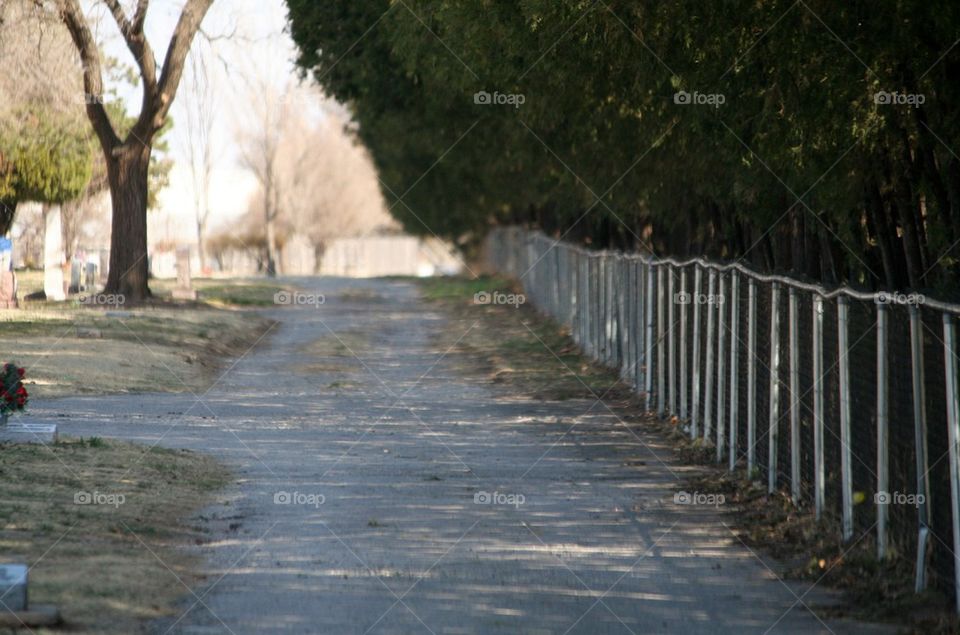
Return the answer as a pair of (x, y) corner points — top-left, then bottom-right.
(486, 226), (960, 609)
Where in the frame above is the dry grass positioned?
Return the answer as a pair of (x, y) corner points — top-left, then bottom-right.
(419, 275), (627, 401)
(0, 437), (229, 634)
(0, 298), (275, 400)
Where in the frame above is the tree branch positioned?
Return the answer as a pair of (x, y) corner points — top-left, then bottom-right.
(102, 0), (158, 120)
(54, 0), (120, 153)
(149, 0), (215, 133)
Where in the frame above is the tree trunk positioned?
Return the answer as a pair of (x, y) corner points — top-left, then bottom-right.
(196, 217), (207, 273)
(104, 143), (152, 300)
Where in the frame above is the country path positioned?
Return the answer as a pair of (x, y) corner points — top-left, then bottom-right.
(29, 277), (893, 634)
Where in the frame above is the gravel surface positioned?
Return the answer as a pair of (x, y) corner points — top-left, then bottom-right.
(29, 277), (893, 634)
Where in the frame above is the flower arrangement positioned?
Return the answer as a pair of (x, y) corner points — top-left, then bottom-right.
(0, 362), (28, 418)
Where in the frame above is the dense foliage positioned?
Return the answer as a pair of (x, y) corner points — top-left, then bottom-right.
(0, 107), (93, 233)
(286, 0), (960, 292)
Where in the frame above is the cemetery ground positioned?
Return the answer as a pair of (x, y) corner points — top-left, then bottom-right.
(8, 276), (898, 634)
(0, 274), (922, 633)
(5, 272), (280, 398)
(1, 275), (280, 633)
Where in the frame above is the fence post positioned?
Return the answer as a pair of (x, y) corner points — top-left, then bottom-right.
(645, 262), (655, 412)
(789, 288), (800, 504)
(768, 283), (781, 494)
(617, 255), (632, 380)
(747, 278), (757, 473)
(704, 269), (716, 440)
(716, 274), (727, 461)
(680, 268), (688, 422)
(943, 313), (960, 613)
(813, 295), (825, 520)
(624, 258), (634, 382)
(635, 260), (645, 395)
(838, 297), (854, 542)
(729, 271), (740, 471)
(692, 266), (703, 437)
(877, 303), (889, 559)
(668, 266), (676, 416)
(657, 265), (666, 417)
(910, 304), (931, 591)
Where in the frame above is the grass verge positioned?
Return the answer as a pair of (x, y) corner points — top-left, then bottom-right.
(1, 278), (279, 399)
(0, 436), (229, 634)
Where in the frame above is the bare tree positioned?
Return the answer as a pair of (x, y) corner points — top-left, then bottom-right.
(237, 80), (289, 276)
(180, 47), (219, 273)
(245, 108), (392, 269)
(55, 0), (215, 300)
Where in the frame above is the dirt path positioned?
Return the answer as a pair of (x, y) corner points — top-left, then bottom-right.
(30, 278), (892, 634)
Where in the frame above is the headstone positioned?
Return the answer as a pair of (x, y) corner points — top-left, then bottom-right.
(0, 563), (60, 627)
(69, 259), (82, 293)
(172, 246), (197, 300)
(0, 236), (12, 272)
(0, 564), (27, 611)
(0, 271), (17, 309)
(99, 249), (109, 284)
(43, 207), (66, 301)
(85, 262), (97, 289)
(0, 422), (58, 444)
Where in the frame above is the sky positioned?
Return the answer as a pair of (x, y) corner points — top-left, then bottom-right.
(94, 0), (329, 244)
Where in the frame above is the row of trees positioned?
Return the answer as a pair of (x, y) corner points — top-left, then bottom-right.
(286, 0), (960, 293)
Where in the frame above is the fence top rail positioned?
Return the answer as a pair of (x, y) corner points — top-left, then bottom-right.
(513, 229), (960, 315)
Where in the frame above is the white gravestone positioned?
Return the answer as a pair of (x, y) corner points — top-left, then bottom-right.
(172, 247), (197, 300)
(43, 207), (66, 301)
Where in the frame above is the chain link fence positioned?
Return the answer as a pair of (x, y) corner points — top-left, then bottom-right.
(486, 226), (960, 609)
